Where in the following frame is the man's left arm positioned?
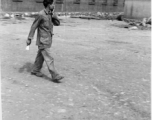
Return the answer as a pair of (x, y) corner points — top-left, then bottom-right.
(52, 14), (60, 26)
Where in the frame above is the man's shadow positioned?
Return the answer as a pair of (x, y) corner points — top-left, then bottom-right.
(19, 62), (32, 73)
(18, 62), (61, 83)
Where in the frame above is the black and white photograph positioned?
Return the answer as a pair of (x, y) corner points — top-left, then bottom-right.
(0, 0), (151, 120)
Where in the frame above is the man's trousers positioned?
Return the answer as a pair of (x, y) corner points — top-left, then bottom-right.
(32, 48), (58, 78)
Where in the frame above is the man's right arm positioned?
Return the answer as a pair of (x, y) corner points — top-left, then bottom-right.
(27, 14), (42, 45)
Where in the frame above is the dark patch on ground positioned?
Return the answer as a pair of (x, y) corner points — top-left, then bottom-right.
(106, 40), (131, 45)
(19, 62), (33, 73)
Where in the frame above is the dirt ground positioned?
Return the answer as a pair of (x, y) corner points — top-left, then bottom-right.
(0, 17), (151, 120)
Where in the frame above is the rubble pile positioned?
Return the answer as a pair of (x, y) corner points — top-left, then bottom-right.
(0, 12), (39, 20)
(69, 12), (123, 20)
(0, 12), (122, 20)
(69, 12), (151, 30)
(0, 12), (151, 30)
(123, 17), (151, 30)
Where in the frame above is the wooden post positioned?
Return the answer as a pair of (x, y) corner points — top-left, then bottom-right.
(0, 0), (2, 12)
(61, 0), (64, 12)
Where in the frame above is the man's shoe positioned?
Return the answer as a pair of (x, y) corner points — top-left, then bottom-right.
(52, 75), (64, 81)
(31, 72), (43, 77)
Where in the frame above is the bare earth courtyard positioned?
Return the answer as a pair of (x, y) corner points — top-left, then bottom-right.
(0, 17), (151, 120)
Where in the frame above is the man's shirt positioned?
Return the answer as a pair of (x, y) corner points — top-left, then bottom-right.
(28, 9), (59, 49)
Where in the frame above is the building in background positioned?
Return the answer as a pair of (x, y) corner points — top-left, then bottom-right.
(124, 0), (151, 19)
(1, 0), (125, 13)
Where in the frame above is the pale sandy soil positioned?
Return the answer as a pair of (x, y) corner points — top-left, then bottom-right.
(0, 17), (151, 120)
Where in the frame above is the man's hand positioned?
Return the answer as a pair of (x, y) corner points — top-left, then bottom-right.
(50, 4), (55, 12)
(26, 38), (31, 45)
(49, 4), (55, 15)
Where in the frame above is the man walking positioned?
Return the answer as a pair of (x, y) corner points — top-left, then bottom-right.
(26, 0), (64, 81)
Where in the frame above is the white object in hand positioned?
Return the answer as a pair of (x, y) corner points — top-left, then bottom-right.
(26, 45), (30, 50)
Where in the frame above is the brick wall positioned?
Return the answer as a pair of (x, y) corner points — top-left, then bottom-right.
(1, 0), (125, 12)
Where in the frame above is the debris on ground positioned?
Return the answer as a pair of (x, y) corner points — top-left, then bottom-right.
(116, 13), (124, 21)
(129, 26), (138, 30)
(123, 17), (151, 30)
(0, 12), (151, 30)
(70, 12), (122, 20)
(0, 12), (38, 20)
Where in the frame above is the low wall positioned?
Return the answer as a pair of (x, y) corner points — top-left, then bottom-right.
(124, 0), (151, 19)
